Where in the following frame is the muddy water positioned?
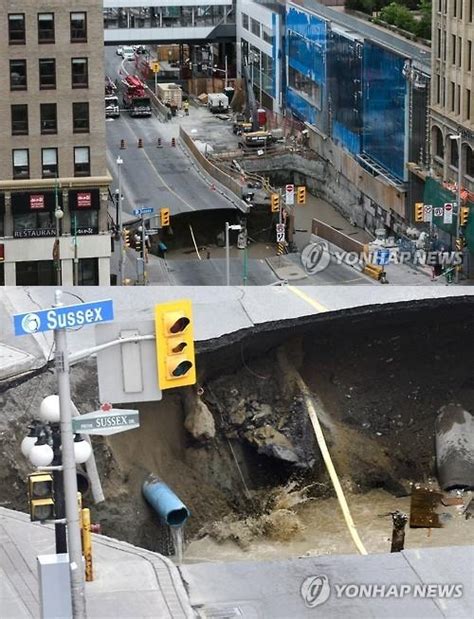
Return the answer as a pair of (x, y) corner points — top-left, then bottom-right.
(185, 489), (473, 563)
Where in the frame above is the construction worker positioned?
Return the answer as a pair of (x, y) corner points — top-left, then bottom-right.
(183, 100), (189, 116)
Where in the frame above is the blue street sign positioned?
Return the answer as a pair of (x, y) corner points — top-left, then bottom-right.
(13, 299), (114, 336)
(374, 249), (390, 266)
(133, 207), (154, 216)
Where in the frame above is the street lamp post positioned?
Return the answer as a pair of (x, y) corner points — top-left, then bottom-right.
(116, 156), (124, 286)
(54, 178), (63, 286)
(449, 134), (462, 283)
(225, 222), (242, 285)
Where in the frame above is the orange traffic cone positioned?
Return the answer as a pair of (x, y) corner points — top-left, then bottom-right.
(138, 138), (143, 148)
(120, 139), (126, 149)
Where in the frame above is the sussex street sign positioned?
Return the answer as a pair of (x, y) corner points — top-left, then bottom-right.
(72, 408), (140, 436)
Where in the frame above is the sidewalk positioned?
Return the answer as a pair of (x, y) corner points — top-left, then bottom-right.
(0, 507), (193, 618)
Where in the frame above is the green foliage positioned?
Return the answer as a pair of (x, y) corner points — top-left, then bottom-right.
(380, 2), (416, 30)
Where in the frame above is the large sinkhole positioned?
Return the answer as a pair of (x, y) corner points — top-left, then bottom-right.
(2, 296), (473, 556)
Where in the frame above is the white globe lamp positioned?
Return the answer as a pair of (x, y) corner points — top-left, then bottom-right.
(29, 442), (54, 467)
(73, 436), (92, 464)
(21, 434), (38, 458)
(39, 395), (61, 423)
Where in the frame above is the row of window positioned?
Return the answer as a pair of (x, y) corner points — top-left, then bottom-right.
(435, 29), (473, 71)
(11, 147), (91, 179)
(432, 129), (474, 177)
(437, 0), (474, 20)
(241, 14), (273, 45)
(11, 103), (89, 136)
(434, 74), (472, 121)
(10, 58), (89, 91)
(8, 12), (87, 45)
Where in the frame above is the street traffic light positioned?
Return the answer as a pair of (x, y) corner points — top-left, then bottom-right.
(28, 472), (54, 522)
(297, 186), (306, 205)
(123, 228), (131, 247)
(155, 299), (196, 390)
(160, 208), (170, 227)
(414, 202), (424, 223)
(134, 232), (143, 256)
(271, 193), (280, 213)
(460, 206), (469, 227)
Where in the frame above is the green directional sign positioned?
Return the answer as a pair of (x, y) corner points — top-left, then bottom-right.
(72, 409), (139, 436)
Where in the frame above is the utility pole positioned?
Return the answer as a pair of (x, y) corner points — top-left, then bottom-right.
(73, 215), (79, 286)
(54, 290), (87, 617)
(141, 216), (147, 285)
(455, 136), (462, 284)
(117, 156), (124, 286)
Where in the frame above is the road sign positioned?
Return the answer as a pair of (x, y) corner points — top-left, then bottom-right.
(276, 223), (285, 243)
(285, 184), (295, 206)
(434, 207), (444, 217)
(133, 207), (154, 216)
(150, 61), (160, 73)
(423, 204), (433, 223)
(13, 299), (114, 336)
(72, 408), (140, 436)
(443, 203), (453, 225)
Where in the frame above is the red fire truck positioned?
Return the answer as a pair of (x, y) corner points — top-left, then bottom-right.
(122, 75), (152, 117)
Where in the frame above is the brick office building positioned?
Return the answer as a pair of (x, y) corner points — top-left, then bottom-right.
(0, 1), (112, 285)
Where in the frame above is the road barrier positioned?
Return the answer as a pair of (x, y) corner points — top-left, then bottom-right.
(179, 127), (244, 203)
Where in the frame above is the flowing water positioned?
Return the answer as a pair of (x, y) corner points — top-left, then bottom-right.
(170, 526), (184, 564)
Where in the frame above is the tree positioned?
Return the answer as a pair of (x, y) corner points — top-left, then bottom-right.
(380, 2), (417, 31)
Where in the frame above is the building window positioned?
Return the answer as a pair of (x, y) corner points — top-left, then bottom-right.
(289, 66), (322, 109)
(10, 59), (27, 90)
(39, 59), (56, 89)
(71, 12), (87, 42)
(452, 34), (456, 64)
(38, 13), (55, 43)
(74, 147), (90, 176)
(71, 58), (88, 88)
(467, 89), (472, 121)
(72, 102), (89, 133)
(450, 139), (458, 168)
(468, 41), (472, 72)
(451, 81), (456, 112)
(12, 149), (29, 179)
(78, 259), (99, 285)
(242, 13), (249, 30)
(457, 84), (461, 115)
(42, 148), (58, 178)
(11, 105), (28, 135)
(8, 14), (25, 44)
(251, 18), (260, 37)
(16, 261), (56, 286)
(40, 103), (57, 134)
(262, 26), (273, 45)
(433, 126), (444, 159)
(465, 146), (473, 177)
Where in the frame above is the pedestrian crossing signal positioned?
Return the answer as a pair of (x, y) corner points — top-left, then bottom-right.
(297, 186), (306, 205)
(160, 208), (170, 227)
(414, 202), (424, 223)
(460, 207), (469, 227)
(271, 193), (280, 213)
(155, 299), (196, 390)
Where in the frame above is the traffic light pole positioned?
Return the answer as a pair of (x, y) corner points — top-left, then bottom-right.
(455, 140), (462, 284)
(54, 290), (87, 618)
(117, 157), (124, 286)
(51, 427), (67, 554)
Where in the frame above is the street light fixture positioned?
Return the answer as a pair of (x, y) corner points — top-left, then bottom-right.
(449, 134), (462, 283)
(225, 222), (242, 286)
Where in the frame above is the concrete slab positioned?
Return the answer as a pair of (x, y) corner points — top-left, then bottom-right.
(181, 546), (474, 618)
(0, 507), (193, 619)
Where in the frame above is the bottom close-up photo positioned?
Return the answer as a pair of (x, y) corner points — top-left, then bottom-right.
(0, 285), (473, 619)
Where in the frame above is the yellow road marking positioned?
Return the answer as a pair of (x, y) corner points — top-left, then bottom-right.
(287, 286), (328, 312)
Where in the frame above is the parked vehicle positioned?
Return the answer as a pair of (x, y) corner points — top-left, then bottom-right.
(122, 46), (135, 61)
(104, 76), (120, 118)
(122, 75), (152, 117)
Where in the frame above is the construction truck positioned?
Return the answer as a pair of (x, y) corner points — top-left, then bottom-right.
(122, 75), (152, 117)
(105, 76), (120, 118)
(236, 59), (273, 148)
(156, 82), (182, 116)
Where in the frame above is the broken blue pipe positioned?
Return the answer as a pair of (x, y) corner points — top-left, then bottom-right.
(142, 473), (190, 527)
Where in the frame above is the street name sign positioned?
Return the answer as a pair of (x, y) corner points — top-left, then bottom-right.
(72, 409), (140, 436)
(133, 207), (154, 216)
(13, 299), (114, 336)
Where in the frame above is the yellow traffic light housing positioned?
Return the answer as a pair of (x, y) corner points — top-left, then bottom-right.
(297, 186), (306, 205)
(414, 202), (424, 223)
(123, 228), (131, 248)
(460, 206), (469, 227)
(28, 472), (54, 522)
(271, 193), (280, 213)
(160, 208), (170, 227)
(155, 299), (196, 389)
